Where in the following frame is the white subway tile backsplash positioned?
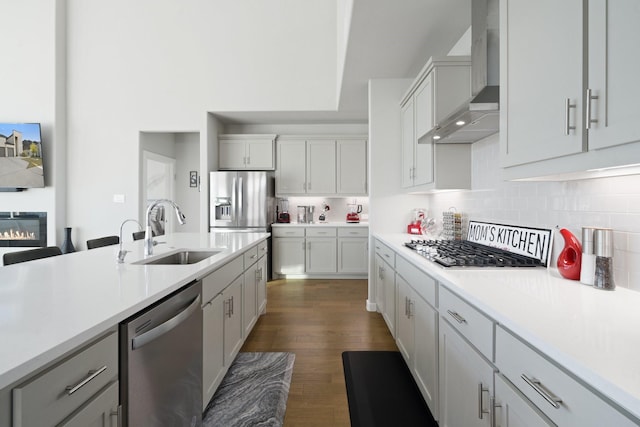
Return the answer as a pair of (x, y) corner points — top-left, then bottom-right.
(423, 135), (640, 290)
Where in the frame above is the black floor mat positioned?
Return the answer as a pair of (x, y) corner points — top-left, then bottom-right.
(342, 351), (437, 427)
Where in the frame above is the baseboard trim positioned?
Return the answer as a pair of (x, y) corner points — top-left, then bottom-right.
(366, 299), (378, 312)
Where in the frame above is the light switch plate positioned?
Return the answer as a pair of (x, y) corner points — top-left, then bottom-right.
(113, 194), (125, 203)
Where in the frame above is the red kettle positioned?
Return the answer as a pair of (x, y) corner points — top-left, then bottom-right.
(557, 228), (582, 280)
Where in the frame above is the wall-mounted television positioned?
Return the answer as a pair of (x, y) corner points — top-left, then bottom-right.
(0, 123), (45, 190)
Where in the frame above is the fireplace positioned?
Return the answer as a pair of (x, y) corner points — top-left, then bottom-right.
(0, 212), (47, 247)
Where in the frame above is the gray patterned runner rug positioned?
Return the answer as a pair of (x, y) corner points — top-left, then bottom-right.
(203, 352), (295, 427)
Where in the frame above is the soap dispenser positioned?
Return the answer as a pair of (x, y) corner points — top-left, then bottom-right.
(557, 228), (582, 280)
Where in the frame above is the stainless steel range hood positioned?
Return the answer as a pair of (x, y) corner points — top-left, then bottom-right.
(421, 0), (499, 144)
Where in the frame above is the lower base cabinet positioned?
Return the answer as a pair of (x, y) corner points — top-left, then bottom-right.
(438, 319), (494, 427)
(202, 293), (225, 409)
(493, 373), (554, 427)
(59, 381), (120, 427)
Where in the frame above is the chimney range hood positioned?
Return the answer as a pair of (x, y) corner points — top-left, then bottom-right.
(421, 0), (499, 144)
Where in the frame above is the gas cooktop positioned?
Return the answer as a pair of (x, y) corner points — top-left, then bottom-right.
(404, 239), (545, 268)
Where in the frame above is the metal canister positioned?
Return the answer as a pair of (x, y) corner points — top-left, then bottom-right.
(593, 228), (614, 290)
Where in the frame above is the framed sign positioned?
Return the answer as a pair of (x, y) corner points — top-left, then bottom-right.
(189, 171), (198, 188)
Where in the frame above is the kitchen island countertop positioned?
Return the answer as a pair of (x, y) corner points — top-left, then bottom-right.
(0, 231), (269, 391)
(375, 232), (640, 422)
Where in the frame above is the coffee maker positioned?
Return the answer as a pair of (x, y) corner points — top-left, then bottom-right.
(346, 204), (362, 223)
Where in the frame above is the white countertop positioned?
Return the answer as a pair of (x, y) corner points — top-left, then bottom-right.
(0, 231), (268, 390)
(272, 222), (369, 227)
(375, 233), (640, 421)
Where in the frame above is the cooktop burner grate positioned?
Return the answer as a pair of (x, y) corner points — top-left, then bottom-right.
(404, 239), (544, 268)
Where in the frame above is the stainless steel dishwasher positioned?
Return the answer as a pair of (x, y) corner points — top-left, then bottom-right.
(120, 280), (203, 427)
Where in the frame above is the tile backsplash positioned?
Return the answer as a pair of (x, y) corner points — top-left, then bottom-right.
(278, 197), (369, 224)
(424, 134), (640, 291)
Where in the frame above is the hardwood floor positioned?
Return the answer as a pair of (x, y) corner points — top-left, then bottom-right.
(241, 278), (398, 427)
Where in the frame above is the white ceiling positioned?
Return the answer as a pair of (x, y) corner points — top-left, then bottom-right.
(214, 0), (471, 125)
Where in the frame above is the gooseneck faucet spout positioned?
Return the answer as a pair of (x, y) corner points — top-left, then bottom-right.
(144, 199), (186, 256)
(117, 219), (142, 263)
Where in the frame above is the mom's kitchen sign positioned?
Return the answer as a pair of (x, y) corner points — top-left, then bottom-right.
(467, 221), (553, 266)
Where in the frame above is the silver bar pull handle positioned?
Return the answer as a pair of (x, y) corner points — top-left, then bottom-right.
(478, 383), (490, 419)
(521, 374), (562, 409)
(447, 309), (467, 324)
(65, 365), (107, 395)
(586, 88), (599, 129)
(238, 177), (244, 219)
(565, 98), (576, 135)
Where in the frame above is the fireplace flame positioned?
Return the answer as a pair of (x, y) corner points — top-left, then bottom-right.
(0, 229), (37, 240)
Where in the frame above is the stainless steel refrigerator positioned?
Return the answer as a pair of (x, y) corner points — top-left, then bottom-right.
(209, 171), (274, 231)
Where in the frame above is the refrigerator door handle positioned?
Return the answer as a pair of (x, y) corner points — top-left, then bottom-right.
(231, 176), (237, 224)
(238, 176), (244, 220)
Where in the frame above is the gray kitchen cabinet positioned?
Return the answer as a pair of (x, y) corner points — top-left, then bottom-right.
(305, 236), (337, 273)
(243, 261), (258, 337)
(395, 256), (439, 419)
(337, 139), (367, 195)
(493, 373), (554, 427)
(501, 0), (640, 179)
(400, 56), (472, 191)
(256, 251), (268, 315)
(276, 136), (368, 196)
(58, 381), (119, 427)
(218, 134), (276, 170)
(495, 326), (638, 427)
(272, 227), (306, 275)
(374, 240), (396, 336)
(276, 139), (335, 195)
(11, 330), (119, 427)
(223, 275), (244, 367)
(202, 291), (225, 410)
(337, 227), (368, 274)
(439, 319), (494, 427)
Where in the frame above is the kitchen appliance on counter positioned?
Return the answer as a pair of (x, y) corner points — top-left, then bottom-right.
(405, 221), (552, 268)
(120, 280), (203, 426)
(276, 198), (290, 223)
(297, 205), (315, 223)
(346, 203), (362, 223)
(210, 171), (274, 232)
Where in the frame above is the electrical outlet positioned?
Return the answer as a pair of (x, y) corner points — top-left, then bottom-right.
(113, 194), (125, 203)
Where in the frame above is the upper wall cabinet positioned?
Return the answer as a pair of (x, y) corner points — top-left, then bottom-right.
(219, 134), (276, 170)
(500, 0), (640, 180)
(400, 57), (472, 191)
(276, 136), (368, 196)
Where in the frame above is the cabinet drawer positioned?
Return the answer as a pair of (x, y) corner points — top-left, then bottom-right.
(272, 227), (305, 237)
(13, 331), (118, 427)
(495, 326), (638, 427)
(202, 255), (243, 303)
(439, 285), (493, 360)
(373, 239), (395, 268)
(257, 239), (268, 258)
(243, 245), (259, 267)
(306, 227), (337, 237)
(395, 256), (436, 307)
(337, 227), (368, 237)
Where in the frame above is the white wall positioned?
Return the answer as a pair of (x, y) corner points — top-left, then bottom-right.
(64, 0), (339, 240)
(175, 133), (201, 233)
(0, 0), (65, 252)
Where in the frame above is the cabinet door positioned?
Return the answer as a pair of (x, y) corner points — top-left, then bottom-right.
(202, 293), (225, 408)
(413, 295), (439, 421)
(501, 0), (584, 166)
(337, 237), (368, 274)
(337, 140), (367, 195)
(243, 263), (258, 337)
(374, 254), (385, 313)
(439, 320), (493, 427)
(276, 140), (306, 194)
(219, 139), (247, 170)
(256, 255), (268, 314)
(395, 275), (414, 365)
(494, 374), (555, 427)
(382, 261), (395, 336)
(246, 138), (274, 170)
(306, 140), (336, 194)
(272, 237), (305, 275)
(58, 381), (119, 427)
(306, 237), (337, 273)
(224, 276), (244, 366)
(414, 74), (434, 139)
(588, 0), (640, 150)
(401, 99), (415, 188)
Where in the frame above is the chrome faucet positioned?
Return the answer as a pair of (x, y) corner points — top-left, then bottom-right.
(144, 199), (186, 256)
(117, 219), (142, 263)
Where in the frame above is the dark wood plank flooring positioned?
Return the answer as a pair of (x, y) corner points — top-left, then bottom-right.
(241, 278), (398, 427)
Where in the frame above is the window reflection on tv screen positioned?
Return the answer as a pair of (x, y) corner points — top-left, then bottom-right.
(0, 123), (44, 189)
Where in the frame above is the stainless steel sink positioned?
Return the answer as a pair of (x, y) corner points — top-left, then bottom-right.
(133, 250), (221, 265)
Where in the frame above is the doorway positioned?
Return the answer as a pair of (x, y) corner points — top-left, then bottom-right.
(142, 151), (176, 233)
